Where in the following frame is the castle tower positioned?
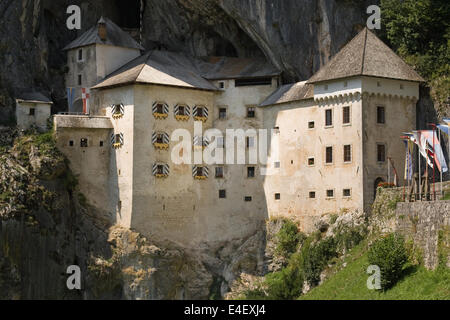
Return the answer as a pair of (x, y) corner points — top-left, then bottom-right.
(63, 17), (144, 114)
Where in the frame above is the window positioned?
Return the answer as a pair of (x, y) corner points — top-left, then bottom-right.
(178, 106), (186, 116)
(78, 49), (83, 61)
(326, 189), (335, 198)
(377, 81), (381, 87)
(219, 190), (226, 199)
(344, 81), (348, 88)
(308, 157), (315, 166)
(343, 189), (352, 197)
(29, 108), (35, 116)
(156, 165), (165, 175)
(343, 106), (350, 124)
(194, 166), (208, 179)
(344, 145), (352, 163)
(80, 138), (88, 148)
(246, 137), (255, 148)
(78, 74), (82, 86)
(219, 82), (225, 89)
(325, 109), (333, 126)
(156, 133), (164, 144)
(274, 161), (281, 168)
(235, 78), (272, 87)
(193, 106), (208, 121)
(324, 84), (329, 90)
(153, 102), (169, 119)
(326, 146), (333, 164)
(308, 121), (315, 129)
(247, 107), (256, 118)
(153, 163), (169, 177)
(156, 104), (164, 114)
(309, 192), (316, 199)
(112, 104), (124, 119)
(219, 108), (227, 119)
(215, 167), (224, 178)
(377, 144), (386, 162)
(377, 106), (385, 124)
(69, 140), (74, 147)
(400, 84), (404, 90)
(275, 193), (281, 200)
(112, 133), (124, 149)
(247, 167), (255, 178)
(244, 196), (252, 202)
(100, 141), (104, 147)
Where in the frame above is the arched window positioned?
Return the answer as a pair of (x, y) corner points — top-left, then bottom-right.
(374, 177), (384, 199)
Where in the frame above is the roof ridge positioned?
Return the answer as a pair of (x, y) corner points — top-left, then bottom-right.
(360, 28), (368, 75)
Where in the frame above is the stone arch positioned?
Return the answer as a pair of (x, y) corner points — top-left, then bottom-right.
(374, 177), (385, 200)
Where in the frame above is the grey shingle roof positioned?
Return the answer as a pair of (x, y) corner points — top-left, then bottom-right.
(259, 81), (313, 107)
(92, 51), (219, 91)
(16, 92), (53, 104)
(307, 28), (425, 84)
(63, 17), (144, 51)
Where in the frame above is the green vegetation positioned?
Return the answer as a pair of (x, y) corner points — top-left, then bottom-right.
(301, 241), (450, 300)
(380, 0), (450, 115)
(275, 219), (306, 258)
(368, 234), (408, 290)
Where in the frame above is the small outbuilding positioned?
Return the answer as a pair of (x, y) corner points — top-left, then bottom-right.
(15, 92), (53, 131)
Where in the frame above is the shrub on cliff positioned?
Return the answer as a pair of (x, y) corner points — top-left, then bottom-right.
(265, 263), (304, 300)
(275, 220), (305, 258)
(368, 233), (408, 290)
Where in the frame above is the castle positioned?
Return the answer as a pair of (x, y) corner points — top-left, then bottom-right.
(48, 18), (423, 246)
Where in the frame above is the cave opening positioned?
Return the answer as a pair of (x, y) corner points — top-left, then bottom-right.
(114, 0), (141, 29)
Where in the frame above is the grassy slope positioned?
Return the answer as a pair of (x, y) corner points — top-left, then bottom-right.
(300, 242), (450, 300)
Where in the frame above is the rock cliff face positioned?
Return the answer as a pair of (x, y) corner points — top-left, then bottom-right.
(0, 0), (377, 120)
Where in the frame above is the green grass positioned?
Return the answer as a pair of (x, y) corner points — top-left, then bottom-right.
(300, 242), (450, 300)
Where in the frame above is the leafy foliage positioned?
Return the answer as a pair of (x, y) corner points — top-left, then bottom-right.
(275, 220), (305, 258)
(368, 233), (408, 290)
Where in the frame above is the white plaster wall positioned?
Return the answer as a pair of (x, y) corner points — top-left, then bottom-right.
(16, 102), (51, 131)
(95, 44), (141, 81)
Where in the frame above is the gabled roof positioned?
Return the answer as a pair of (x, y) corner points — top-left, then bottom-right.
(259, 81), (314, 107)
(92, 51), (219, 91)
(16, 92), (53, 104)
(63, 17), (144, 51)
(307, 28), (425, 84)
(194, 56), (281, 80)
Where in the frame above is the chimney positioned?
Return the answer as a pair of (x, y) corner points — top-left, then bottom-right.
(98, 17), (107, 41)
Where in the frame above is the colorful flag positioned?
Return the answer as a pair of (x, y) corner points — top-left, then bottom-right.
(410, 131), (434, 168)
(420, 130), (448, 173)
(67, 87), (75, 112)
(403, 139), (414, 181)
(82, 88), (90, 115)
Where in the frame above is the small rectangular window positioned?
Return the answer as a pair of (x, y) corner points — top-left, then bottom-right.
(69, 140), (74, 147)
(377, 106), (385, 124)
(244, 196), (252, 202)
(219, 190), (226, 199)
(247, 167), (255, 178)
(309, 192), (316, 199)
(327, 190), (335, 198)
(219, 108), (227, 119)
(78, 74), (82, 86)
(219, 82), (225, 89)
(215, 167), (224, 178)
(247, 107), (256, 118)
(308, 158), (315, 166)
(344, 145), (352, 163)
(326, 147), (333, 164)
(274, 161), (281, 168)
(377, 144), (386, 162)
(29, 108), (35, 116)
(100, 141), (104, 147)
(308, 121), (315, 129)
(78, 49), (83, 61)
(343, 106), (350, 124)
(80, 138), (88, 148)
(325, 109), (333, 126)
(275, 193), (281, 200)
(343, 189), (352, 197)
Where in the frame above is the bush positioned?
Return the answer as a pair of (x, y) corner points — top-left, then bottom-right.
(265, 264), (304, 300)
(368, 233), (408, 290)
(275, 220), (305, 258)
(300, 237), (338, 286)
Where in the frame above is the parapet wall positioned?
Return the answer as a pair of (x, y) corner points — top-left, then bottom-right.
(395, 201), (450, 270)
